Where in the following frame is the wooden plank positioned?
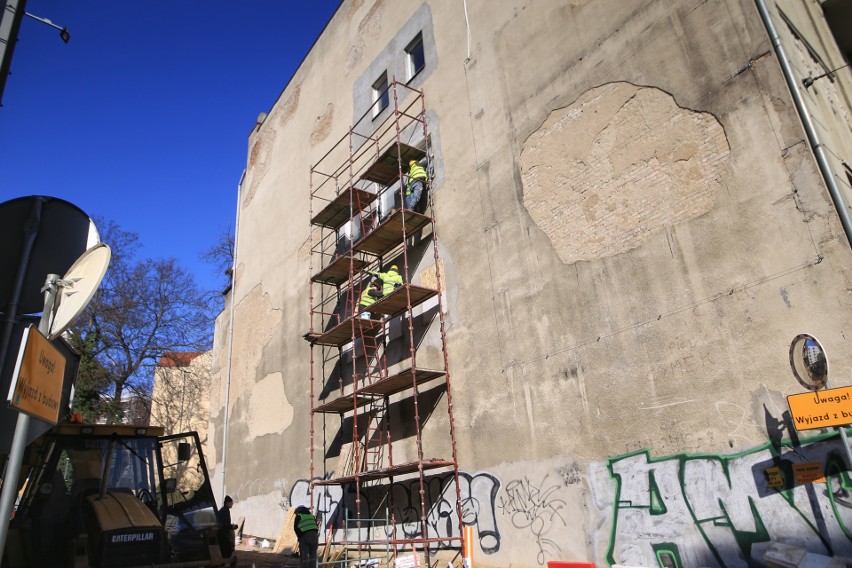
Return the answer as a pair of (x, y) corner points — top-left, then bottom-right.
(310, 316), (383, 347)
(354, 210), (431, 257)
(311, 256), (369, 286)
(368, 285), (438, 318)
(272, 506), (298, 554)
(311, 187), (378, 229)
(360, 368), (445, 398)
(360, 143), (426, 186)
(313, 393), (377, 414)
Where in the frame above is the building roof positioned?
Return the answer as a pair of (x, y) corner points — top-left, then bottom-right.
(158, 352), (205, 367)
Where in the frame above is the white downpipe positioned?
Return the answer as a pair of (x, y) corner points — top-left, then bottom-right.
(463, 0), (472, 63)
(220, 169), (245, 501)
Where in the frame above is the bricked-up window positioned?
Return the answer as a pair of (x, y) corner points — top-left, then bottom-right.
(372, 72), (389, 118)
(405, 33), (425, 81)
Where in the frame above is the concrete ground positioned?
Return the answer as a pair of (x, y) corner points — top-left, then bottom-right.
(231, 541), (300, 567)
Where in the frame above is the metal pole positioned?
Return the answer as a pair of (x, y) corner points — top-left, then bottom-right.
(824, 376), (852, 471)
(754, 0), (852, 250)
(0, 197), (43, 559)
(0, 273), (58, 560)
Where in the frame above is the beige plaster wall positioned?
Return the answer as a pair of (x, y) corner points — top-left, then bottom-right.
(208, 1), (852, 565)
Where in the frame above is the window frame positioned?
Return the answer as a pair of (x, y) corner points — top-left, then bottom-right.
(405, 33), (426, 82)
(371, 72), (390, 119)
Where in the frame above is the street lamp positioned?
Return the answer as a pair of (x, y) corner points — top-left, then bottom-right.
(0, 1), (70, 107)
(24, 11), (69, 43)
(802, 62), (850, 89)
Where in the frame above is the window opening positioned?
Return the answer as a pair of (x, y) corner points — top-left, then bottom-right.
(822, 0), (852, 63)
(372, 72), (389, 118)
(405, 33), (425, 81)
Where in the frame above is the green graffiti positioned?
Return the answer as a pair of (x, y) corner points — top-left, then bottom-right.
(604, 429), (852, 567)
(652, 543), (682, 568)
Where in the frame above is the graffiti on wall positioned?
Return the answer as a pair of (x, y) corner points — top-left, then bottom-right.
(289, 471), (502, 554)
(604, 430), (852, 567)
(497, 474), (568, 565)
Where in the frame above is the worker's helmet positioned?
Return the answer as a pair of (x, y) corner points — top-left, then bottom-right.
(409, 160), (417, 166)
(390, 264), (398, 271)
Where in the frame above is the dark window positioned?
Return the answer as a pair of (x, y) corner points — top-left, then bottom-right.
(372, 72), (389, 117)
(405, 33), (425, 81)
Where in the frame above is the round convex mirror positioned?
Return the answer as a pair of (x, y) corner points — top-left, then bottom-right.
(789, 334), (828, 391)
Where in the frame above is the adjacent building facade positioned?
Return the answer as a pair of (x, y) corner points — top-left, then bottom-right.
(207, 1), (852, 566)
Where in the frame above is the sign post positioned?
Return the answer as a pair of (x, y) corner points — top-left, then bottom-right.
(786, 334), (852, 472)
(0, 275), (61, 558)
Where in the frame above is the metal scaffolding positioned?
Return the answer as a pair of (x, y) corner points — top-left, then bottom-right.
(305, 80), (463, 567)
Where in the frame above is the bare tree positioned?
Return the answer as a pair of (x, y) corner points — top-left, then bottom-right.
(71, 220), (214, 424)
(200, 226), (235, 291)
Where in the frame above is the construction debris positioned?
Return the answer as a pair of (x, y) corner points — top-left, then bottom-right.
(271, 506), (300, 555)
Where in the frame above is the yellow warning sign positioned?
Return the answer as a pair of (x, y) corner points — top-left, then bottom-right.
(8, 326), (66, 424)
(787, 385), (852, 431)
(793, 462), (826, 485)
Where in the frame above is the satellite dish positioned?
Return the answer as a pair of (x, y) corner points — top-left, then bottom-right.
(789, 333), (828, 392)
(47, 243), (111, 340)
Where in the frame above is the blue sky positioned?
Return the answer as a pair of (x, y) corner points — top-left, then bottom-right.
(1, 1), (341, 288)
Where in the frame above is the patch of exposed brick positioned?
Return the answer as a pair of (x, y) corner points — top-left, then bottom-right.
(520, 83), (730, 264)
(346, 41), (365, 76)
(276, 86), (300, 128)
(311, 103), (335, 146)
(358, 0), (384, 37)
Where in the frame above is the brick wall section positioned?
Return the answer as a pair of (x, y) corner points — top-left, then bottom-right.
(521, 82), (730, 264)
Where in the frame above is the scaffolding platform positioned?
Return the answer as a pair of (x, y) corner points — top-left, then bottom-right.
(368, 285), (437, 318)
(354, 209), (431, 256)
(360, 143), (426, 186)
(311, 186), (379, 229)
(313, 367), (445, 414)
(304, 316), (382, 346)
(311, 255), (369, 286)
(314, 459), (456, 486)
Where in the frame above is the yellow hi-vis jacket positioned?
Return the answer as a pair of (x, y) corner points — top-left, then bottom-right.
(405, 163), (428, 195)
(360, 286), (380, 308)
(378, 269), (403, 295)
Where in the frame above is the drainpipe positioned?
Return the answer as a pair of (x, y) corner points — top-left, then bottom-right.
(220, 169), (244, 501)
(754, 0), (852, 250)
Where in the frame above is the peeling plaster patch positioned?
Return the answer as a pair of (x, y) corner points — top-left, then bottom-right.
(357, 0), (384, 38)
(244, 127), (276, 207)
(347, 0), (365, 18)
(520, 82), (730, 264)
(345, 40), (365, 75)
(242, 87), (299, 207)
(276, 86), (301, 128)
(231, 284), (282, 395)
(298, 229), (321, 262)
(247, 372), (293, 438)
(310, 104), (334, 146)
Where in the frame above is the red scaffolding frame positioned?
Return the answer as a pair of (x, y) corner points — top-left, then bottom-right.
(305, 80), (463, 566)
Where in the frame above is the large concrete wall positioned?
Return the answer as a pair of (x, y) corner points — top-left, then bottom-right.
(208, 1), (852, 566)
